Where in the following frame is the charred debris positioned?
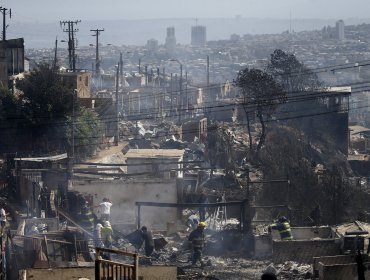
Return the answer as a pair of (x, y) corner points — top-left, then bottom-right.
(2, 108), (370, 279)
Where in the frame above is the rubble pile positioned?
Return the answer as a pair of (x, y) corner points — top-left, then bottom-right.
(266, 262), (313, 280)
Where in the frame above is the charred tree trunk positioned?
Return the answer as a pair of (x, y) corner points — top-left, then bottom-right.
(256, 111), (265, 157)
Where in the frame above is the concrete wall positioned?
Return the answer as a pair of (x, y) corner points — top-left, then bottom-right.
(21, 265), (177, 280)
(72, 179), (178, 231)
(21, 267), (94, 280)
(313, 254), (370, 279)
(254, 235), (273, 259)
(318, 262), (370, 280)
(272, 239), (341, 263)
(139, 265), (177, 279)
(272, 226), (333, 240)
(126, 158), (181, 179)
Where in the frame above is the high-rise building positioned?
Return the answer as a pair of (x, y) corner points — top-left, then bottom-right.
(165, 27), (176, 56)
(335, 20), (345, 41)
(146, 38), (159, 54)
(191, 25), (206, 47)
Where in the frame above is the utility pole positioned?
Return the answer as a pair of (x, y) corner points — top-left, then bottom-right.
(53, 37), (58, 71)
(185, 71), (188, 117)
(206, 55), (210, 114)
(60, 20), (81, 72)
(115, 63), (119, 146)
(68, 89), (77, 188)
(206, 55), (210, 90)
(145, 65), (148, 86)
(178, 63), (183, 123)
(0, 7), (11, 41)
(170, 73), (173, 116)
(119, 52), (123, 86)
(90, 28), (104, 77)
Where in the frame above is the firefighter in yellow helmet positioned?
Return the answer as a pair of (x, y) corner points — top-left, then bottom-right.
(269, 216), (293, 241)
(188, 221), (207, 266)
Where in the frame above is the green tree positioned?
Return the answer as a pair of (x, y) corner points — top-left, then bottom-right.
(17, 64), (73, 120)
(66, 107), (101, 160)
(12, 63), (102, 158)
(0, 88), (18, 124)
(234, 68), (286, 157)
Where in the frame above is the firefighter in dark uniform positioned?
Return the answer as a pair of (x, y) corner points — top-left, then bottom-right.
(80, 204), (95, 233)
(269, 216), (293, 241)
(188, 221), (206, 266)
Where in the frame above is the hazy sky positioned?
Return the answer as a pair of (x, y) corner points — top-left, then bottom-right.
(3, 0), (370, 22)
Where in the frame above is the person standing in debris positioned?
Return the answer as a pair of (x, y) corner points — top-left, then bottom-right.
(188, 221), (206, 267)
(101, 221), (113, 248)
(0, 207), (6, 234)
(269, 216), (293, 241)
(140, 226), (155, 257)
(186, 212), (199, 231)
(96, 198), (113, 223)
(197, 193), (208, 222)
(94, 223), (103, 247)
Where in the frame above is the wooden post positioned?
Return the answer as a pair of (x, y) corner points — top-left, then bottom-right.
(95, 259), (100, 280)
(134, 253), (139, 280)
(44, 236), (51, 268)
(73, 234), (78, 261)
(137, 205), (141, 229)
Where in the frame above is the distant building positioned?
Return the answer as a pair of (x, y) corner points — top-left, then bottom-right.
(146, 38), (159, 54)
(230, 34), (240, 42)
(165, 27), (176, 56)
(335, 20), (345, 40)
(191, 25), (207, 47)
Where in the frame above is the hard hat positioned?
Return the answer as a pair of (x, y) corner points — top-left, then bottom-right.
(104, 221), (111, 227)
(198, 221), (207, 228)
(279, 216), (288, 222)
(96, 223), (103, 229)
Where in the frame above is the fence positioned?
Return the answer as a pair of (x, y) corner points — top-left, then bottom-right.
(95, 247), (138, 280)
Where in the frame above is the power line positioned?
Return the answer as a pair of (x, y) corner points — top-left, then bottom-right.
(0, 6), (11, 41)
(90, 28), (104, 77)
(60, 20), (81, 72)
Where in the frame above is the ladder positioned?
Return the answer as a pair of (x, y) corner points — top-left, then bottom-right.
(210, 195), (227, 230)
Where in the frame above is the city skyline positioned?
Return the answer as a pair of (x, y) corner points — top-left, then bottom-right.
(3, 0), (370, 22)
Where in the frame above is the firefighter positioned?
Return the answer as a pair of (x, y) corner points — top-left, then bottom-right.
(94, 223), (103, 247)
(188, 221), (206, 266)
(101, 221), (113, 248)
(269, 216), (293, 241)
(80, 204), (95, 232)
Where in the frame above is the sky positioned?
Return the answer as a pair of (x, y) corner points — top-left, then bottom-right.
(3, 0), (370, 22)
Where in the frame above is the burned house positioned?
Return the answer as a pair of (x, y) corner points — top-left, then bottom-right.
(59, 71), (92, 98)
(181, 117), (207, 143)
(125, 86), (163, 120)
(0, 38), (25, 90)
